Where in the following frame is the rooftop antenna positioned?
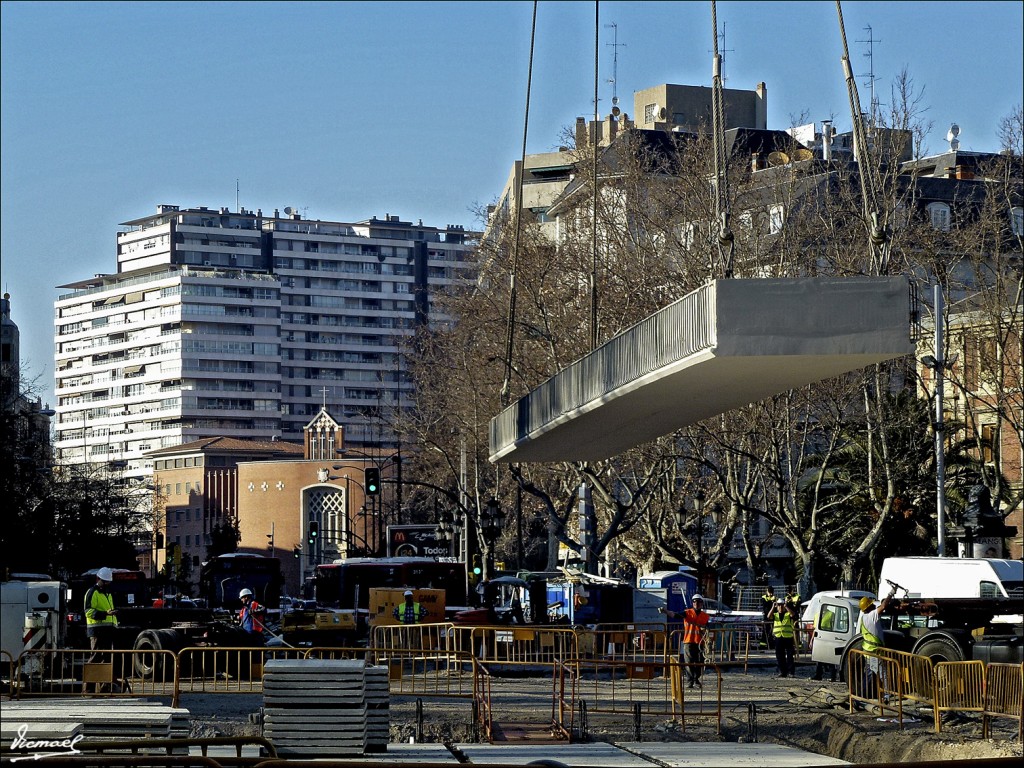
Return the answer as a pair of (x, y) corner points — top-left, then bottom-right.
(856, 24), (882, 119)
(235, 179), (240, 213)
(708, 21), (734, 82)
(604, 22), (626, 110)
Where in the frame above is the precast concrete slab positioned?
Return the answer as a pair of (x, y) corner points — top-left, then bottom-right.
(620, 741), (851, 766)
(457, 741), (657, 766)
(491, 277), (915, 463)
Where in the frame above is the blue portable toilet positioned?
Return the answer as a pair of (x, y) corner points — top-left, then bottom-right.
(636, 568), (698, 622)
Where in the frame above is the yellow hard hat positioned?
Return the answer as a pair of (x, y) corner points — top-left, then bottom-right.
(858, 596), (874, 611)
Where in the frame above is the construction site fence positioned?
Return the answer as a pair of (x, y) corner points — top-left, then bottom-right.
(982, 662), (1024, 741)
(554, 657), (722, 739)
(847, 648), (906, 725)
(850, 650), (1022, 739)
(13, 648), (178, 704)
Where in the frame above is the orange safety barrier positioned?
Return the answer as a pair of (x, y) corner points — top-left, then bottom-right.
(470, 625), (578, 664)
(368, 647), (475, 699)
(982, 662), (1023, 741)
(585, 622), (669, 663)
(14, 648), (177, 705)
(369, 621), (456, 653)
(876, 646), (935, 710)
(847, 648), (905, 726)
(933, 660), (986, 733)
(174, 646), (307, 698)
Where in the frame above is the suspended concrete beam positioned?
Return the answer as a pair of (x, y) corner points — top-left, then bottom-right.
(489, 277), (915, 463)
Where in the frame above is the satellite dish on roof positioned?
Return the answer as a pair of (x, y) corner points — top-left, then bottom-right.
(792, 148), (814, 162)
(767, 151), (791, 167)
(947, 123), (961, 151)
(284, 207), (295, 215)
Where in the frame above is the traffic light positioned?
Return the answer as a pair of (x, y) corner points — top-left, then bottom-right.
(308, 520), (319, 545)
(293, 545), (301, 559)
(365, 467), (381, 496)
(472, 554), (482, 576)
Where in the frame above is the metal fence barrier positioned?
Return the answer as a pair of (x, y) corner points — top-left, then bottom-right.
(369, 621), (456, 653)
(585, 623), (669, 663)
(14, 648), (177, 703)
(174, 646), (308, 698)
(470, 626), (578, 664)
(933, 660), (986, 733)
(878, 647), (935, 709)
(982, 662), (1023, 741)
(847, 648), (905, 726)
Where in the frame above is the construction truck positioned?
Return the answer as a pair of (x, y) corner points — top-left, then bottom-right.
(809, 557), (1024, 676)
(1, 577), (67, 671)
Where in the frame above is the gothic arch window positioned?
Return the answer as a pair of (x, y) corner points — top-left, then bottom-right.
(306, 485), (346, 558)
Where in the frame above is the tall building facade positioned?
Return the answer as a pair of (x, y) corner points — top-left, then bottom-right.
(54, 205), (476, 480)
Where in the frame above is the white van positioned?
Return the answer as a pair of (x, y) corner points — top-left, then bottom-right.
(878, 557), (1023, 600)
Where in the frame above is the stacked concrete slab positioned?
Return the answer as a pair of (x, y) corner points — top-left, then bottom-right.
(262, 658), (390, 757)
(0, 698), (188, 746)
(364, 664), (389, 752)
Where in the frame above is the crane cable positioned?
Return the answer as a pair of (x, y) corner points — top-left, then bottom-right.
(500, 1), (538, 407)
(835, 0), (890, 274)
(710, 0), (735, 279)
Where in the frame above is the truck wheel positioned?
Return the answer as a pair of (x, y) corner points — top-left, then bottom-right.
(133, 629), (181, 678)
(133, 631), (164, 678)
(914, 636), (965, 664)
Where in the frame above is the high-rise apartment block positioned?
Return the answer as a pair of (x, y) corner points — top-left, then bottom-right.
(54, 205), (476, 480)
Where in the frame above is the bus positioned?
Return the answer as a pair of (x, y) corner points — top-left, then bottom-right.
(313, 557), (467, 613)
(200, 553), (283, 611)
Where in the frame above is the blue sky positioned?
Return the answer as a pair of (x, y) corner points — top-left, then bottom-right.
(2, 1), (1022, 408)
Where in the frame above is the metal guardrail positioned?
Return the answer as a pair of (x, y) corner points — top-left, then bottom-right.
(369, 621), (456, 653)
(586, 623), (669, 663)
(934, 660), (986, 733)
(175, 646), (309, 699)
(847, 648), (906, 726)
(470, 626), (579, 664)
(877, 647), (936, 711)
(983, 662), (1023, 741)
(14, 648), (177, 703)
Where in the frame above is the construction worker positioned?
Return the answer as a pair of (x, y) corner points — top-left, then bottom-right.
(393, 590), (428, 624)
(760, 584), (777, 649)
(85, 567), (119, 661)
(856, 589), (896, 698)
(238, 588), (267, 637)
(769, 598), (797, 678)
(662, 594), (710, 688)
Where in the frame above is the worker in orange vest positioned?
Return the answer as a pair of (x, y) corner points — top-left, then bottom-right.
(662, 594), (710, 688)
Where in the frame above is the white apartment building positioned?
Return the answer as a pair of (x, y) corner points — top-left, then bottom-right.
(54, 204), (476, 480)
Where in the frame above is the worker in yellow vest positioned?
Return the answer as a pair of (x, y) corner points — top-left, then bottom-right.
(856, 589), (896, 696)
(85, 567), (119, 662)
(769, 598), (796, 678)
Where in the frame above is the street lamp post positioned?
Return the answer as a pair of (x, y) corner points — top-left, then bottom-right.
(922, 285), (949, 557)
(676, 490), (706, 592)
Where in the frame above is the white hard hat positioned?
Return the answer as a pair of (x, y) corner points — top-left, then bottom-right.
(97, 567), (114, 582)
(404, 590), (413, 597)
(239, 588), (254, 598)
(692, 594), (704, 602)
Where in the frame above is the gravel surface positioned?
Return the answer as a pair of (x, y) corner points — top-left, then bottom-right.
(181, 663), (1023, 763)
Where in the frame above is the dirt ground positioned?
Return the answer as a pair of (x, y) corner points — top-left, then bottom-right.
(184, 663), (1023, 763)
